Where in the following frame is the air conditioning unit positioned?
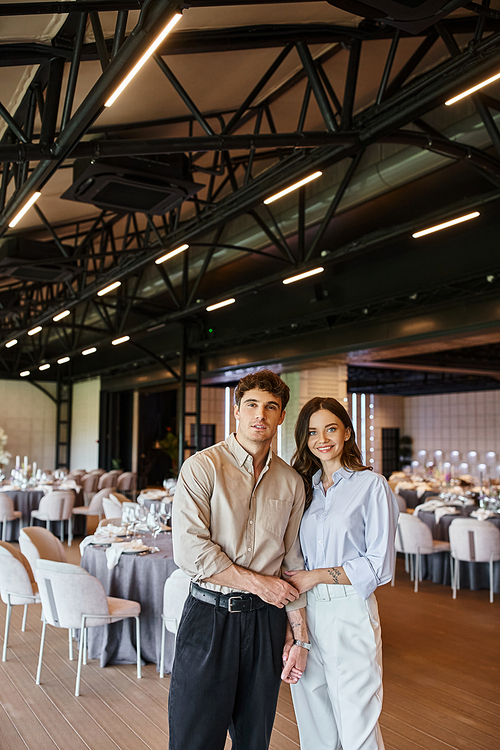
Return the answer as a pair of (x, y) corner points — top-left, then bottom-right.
(0, 238), (75, 283)
(61, 154), (204, 215)
(328, 0), (468, 32)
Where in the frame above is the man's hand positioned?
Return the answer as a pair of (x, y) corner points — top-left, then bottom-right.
(252, 574), (299, 608)
(281, 643), (308, 684)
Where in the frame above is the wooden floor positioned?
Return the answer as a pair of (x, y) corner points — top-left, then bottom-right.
(1, 547), (499, 750)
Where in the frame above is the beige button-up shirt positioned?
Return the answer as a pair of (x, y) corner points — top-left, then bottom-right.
(172, 433), (306, 611)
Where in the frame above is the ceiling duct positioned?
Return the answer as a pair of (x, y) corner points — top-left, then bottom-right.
(327, 0), (469, 32)
(61, 154), (204, 215)
(0, 238), (75, 283)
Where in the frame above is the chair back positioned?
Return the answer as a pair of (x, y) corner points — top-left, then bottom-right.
(89, 469), (106, 477)
(37, 493), (65, 521)
(103, 496), (122, 519)
(45, 490), (75, 521)
(35, 559), (110, 630)
(449, 519), (500, 563)
(0, 541), (36, 604)
(19, 527), (67, 573)
(396, 513), (434, 555)
(98, 472), (116, 490)
(0, 493), (16, 521)
(86, 487), (115, 514)
(117, 472), (136, 492)
(395, 494), (407, 513)
(163, 570), (191, 634)
(80, 473), (100, 493)
(98, 517), (122, 527)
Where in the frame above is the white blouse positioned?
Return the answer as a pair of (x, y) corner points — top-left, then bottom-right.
(300, 466), (399, 600)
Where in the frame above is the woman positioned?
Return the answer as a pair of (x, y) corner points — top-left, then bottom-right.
(284, 397), (398, 750)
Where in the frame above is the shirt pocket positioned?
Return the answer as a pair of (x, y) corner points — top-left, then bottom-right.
(263, 497), (293, 539)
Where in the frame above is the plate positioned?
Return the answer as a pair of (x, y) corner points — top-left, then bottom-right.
(122, 545), (150, 554)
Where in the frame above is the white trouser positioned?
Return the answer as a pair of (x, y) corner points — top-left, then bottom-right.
(291, 584), (384, 750)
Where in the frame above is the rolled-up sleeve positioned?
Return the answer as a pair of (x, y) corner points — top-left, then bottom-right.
(172, 455), (233, 581)
(283, 480), (307, 612)
(342, 479), (399, 600)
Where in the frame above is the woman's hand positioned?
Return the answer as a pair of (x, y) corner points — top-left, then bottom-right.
(284, 569), (319, 594)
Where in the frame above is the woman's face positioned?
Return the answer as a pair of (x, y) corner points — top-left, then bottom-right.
(307, 409), (351, 467)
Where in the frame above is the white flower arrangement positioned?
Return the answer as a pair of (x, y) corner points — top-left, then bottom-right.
(0, 427), (11, 466)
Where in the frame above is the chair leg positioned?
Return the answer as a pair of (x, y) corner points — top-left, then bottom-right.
(490, 557), (494, 604)
(60, 520), (64, 544)
(409, 554), (414, 581)
(21, 604), (28, 632)
(452, 556), (458, 599)
(404, 552), (409, 573)
(75, 618), (86, 697)
(1, 515), (6, 542)
(2, 597), (12, 661)
(159, 617), (165, 678)
(135, 616), (141, 679)
(47, 519), (51, 534)
(68, 629), (74, 661)
(68, 517), (73, 546)
(391, 556), (396, 587)
(414, 552), (419, 593)
(36, 618), (47, 684)
(82, 627), (87, 666)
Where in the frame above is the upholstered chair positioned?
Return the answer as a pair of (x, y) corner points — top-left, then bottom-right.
(0, 541), (41, 661)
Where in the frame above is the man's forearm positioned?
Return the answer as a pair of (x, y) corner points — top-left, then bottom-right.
(205, 563), (263, 594)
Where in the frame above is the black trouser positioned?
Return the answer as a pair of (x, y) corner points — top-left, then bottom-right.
(168, 593), (288, 750)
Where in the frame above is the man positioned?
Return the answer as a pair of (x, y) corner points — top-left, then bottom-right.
(169, 369), (309, 750)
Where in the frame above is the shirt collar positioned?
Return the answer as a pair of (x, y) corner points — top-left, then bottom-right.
(312, 465), (354, 487)
(226, 432), (273, 468)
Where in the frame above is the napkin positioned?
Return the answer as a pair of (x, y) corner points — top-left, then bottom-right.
(434, 506), (459, 524)
(79, 533), (117, 554)
(95, 523), (126, 536)
(470, 509), (497, 521)
(105, 540), (149, 569)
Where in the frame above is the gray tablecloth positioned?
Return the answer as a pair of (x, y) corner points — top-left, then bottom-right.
(416, 509), (500, 593)
(398, 489), (439, 509)
(80, 532), (178, 671)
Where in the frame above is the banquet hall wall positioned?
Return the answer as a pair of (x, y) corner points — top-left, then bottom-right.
(368, 389), (500, 476)
(0, 379), (57, 472)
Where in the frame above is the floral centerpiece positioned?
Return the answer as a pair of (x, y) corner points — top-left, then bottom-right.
(0, 427), (11, 467)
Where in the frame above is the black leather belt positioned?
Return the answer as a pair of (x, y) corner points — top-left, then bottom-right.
(191, 582), (266, 613)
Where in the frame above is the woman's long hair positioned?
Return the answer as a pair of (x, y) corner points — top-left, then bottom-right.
(292, 397), (371, 508)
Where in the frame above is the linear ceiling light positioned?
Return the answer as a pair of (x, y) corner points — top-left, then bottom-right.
(20, 370), (30, 377)
(445, 72), (500, 106)
(263, 172), (322, 205)
(39, 363), (50, 371)
(412, 211), (480, 238)
(283, 267), (324, 285)
(5, 339), (17, 348)
(8, 192), (41, 228)
(206, 298), (235, 312)
(27, 326), (42, 336)
(155, 244), (189, 264)
(57, 357), (70, 364)
(82, 347), (97, 356)
(53, 309), (70, 322)
(97, 281), (121, 296)
(112, 335), (130, 346)
(104, 13), (182, 107)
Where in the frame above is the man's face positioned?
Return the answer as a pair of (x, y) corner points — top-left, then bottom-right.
(234, 388), (285, 447)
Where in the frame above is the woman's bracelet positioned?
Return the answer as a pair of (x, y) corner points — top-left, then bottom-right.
(293, 639), (311, 650)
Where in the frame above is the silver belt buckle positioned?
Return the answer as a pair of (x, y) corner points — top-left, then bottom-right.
(228, 595), (243, 612)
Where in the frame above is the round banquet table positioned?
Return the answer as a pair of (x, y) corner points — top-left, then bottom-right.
(415, 507), (500, 593)
(80, 532), (178, 672)
(398, 488), (439, 509)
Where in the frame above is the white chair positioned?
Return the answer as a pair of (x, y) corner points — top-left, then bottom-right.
(117, 472), (137, 499)
(35, 559), (142, 696)
(58, 490), (76, 544)
(159, 569), (191, 678)
(98, 517), (122, 528)
(30, 492), (65, 535)
(80, 473), (100, 506)
(0, 492), (23, 541)
(98, 470), (122, 490)
(393, 513), (450, 592)
(0, 541), (41, 661)
(449, 519), (500, 603)
(102, 495), (122, 519)
(19, 526), (67, 575)
(72, 487), (114, 532)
